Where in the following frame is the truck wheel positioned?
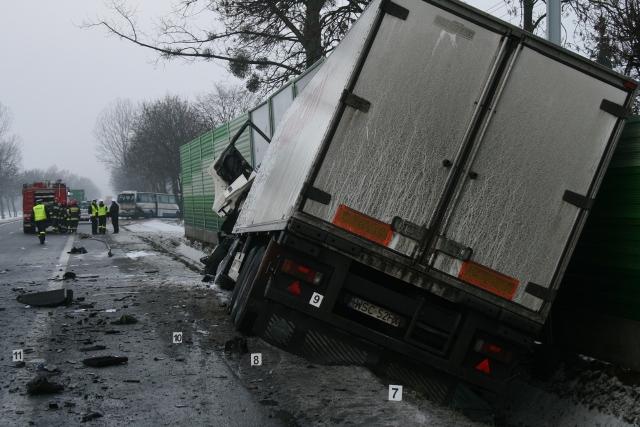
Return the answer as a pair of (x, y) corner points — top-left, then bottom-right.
(230, 245), (266, 334)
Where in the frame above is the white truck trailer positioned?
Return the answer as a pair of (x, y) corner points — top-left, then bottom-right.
(211, 0), (636, 391)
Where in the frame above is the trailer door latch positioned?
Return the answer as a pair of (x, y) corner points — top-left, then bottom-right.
(434, 236), (472, 261)
(391, 217), (427, 241)
(381, 0), (410, 20)
(563, 190), (594, 210)
(341, 90), (371, 113)
(525, 282), (556, 302)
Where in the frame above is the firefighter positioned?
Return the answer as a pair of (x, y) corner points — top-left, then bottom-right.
(97, 200), (108, 234)
(57, 203), (67, 233)
(33, 199), (48, 244)
(90, 200), (98, 235)
(109, 199), (120, 234)
(67, 200), (80, 233)
(49, 202), (58, 232)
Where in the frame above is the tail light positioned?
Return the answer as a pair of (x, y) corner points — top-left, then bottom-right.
(474, 338), (513, 363)
(287, 280), (302, 296)
(281, 259), (323, 285)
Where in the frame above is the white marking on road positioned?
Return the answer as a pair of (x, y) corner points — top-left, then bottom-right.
(49, 235), (74, 290)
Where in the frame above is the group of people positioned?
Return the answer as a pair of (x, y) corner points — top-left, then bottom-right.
(31, 198), (120, 244)
(31, 199), (81, 244)
(89, 199), (119, 235)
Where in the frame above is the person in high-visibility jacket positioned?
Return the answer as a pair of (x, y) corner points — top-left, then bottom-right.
(90, 200), (98, 235)
(97, 200), (108, 234)
(67, 201), (80, 233)
(33, 199), (48, 244)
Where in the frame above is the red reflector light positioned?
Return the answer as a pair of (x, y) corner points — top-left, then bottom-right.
(475, 358), (491, 375)
(332, 204), (393, 246)
(458, 261), (519, 300)
(624, 80), (638, 91)
(474, 338), (512, 363)
(281, 259), (323, 285)
(287, 280), (302, 296)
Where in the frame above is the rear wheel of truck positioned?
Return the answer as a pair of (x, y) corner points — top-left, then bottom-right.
(230, 245), (266, 335)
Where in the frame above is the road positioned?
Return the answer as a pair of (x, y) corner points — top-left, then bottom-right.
(0, 219), (281, 426)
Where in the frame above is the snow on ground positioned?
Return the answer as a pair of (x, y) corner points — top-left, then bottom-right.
(122, 218), (184, 234)
(125, 250), (154, 259)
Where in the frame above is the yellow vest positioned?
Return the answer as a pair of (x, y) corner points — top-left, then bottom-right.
(33, 204), (47, 221)
(98, 205), (108, 216)
(91, 204), (98, 216)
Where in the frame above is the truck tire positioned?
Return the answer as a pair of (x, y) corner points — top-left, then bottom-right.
(230, 245), (266, 334)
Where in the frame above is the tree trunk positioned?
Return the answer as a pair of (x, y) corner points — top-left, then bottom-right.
(0, 196), (6, 219)
(10, 197), (17, 217)
(303, 0), (324, 68)
(523, 0), (535, 32)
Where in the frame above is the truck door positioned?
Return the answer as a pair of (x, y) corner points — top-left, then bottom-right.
(303, 0), (508, 257)
(430, 44), (630, 313)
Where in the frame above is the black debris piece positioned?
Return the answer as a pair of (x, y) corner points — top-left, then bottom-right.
(123, 379), (140, 383)
(81, 412), (103, 422)
(144, 270), (159, 274)
(201, 275), (213, 283)
(111, 314), (138, 325)
(48, 402), (59, 410)
(26, 376), (64, 395)
(13, 361), (25, 368)
(224, 336), (248, 354)
(103, 330), (120, 335)
(67, 247), (88, 254)
(80, 345), (107, 352)
(82, 356), (128, 368)
(17, 289), (73, 307)
(62, 272), (77, 280)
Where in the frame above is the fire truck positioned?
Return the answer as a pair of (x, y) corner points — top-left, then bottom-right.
(22, 181), (68, 233)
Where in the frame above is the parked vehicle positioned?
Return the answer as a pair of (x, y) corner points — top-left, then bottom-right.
(204, 0), (636, 393)
(79, 201), (90, 222)
(117, 191), (180, 219)
(68, 189), (85, 204)
(22, 181), (68, 233)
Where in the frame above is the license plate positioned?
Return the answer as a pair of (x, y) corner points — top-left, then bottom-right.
(347, 296), (403, 327)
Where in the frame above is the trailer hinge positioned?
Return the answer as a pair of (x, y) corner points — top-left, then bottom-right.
(434, 235), (472, 261)
(525, 282), (556, 302)
(381, 0), (409, 20)
(391, 216), (427, 241)
(563, 190), (594, 210)
(600, 99), (630, 118)
(341, 90), (371, 113)
(304, 184), (331, 205)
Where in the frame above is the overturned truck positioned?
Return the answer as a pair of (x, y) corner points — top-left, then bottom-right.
(209, 0), (637, 392)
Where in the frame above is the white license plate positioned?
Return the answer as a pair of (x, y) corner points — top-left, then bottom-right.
(347, 296), (402, 327)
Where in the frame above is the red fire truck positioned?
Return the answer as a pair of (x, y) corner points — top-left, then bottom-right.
(22, 181), (68, 233)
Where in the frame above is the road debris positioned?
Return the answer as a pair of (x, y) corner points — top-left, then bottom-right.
(81, 412), (103, 422)
(80, 345), (107, 352)
(26, 376), (64, 395)
(67, 246), (88, 254)
(111, 314), (138, 325)
(82, 355), (128, 367)
(224, 336), (248, 354)
(16, 288), (73, 307)
(62, 271), (77, 280)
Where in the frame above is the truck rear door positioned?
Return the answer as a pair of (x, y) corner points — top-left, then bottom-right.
(303, 0), (508, 256)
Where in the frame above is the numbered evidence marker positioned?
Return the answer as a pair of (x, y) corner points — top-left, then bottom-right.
(172, 332), (183, 344)
(309, 292), (324, 308)
(250, 353), (262, 366)
(388, 385), (403, 401)
(12, 349), (23, 362)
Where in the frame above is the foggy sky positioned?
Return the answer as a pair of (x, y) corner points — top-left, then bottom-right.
(0, 0), (511, 197)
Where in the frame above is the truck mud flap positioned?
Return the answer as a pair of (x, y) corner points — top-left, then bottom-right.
(255, 302), (457, 405)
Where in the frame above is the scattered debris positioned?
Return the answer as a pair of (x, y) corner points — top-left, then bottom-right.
(82, 356), (128, 367)
(13, 361), (25, 368)
(80, 345), (107, 352)
(103, 330), (121, 335)
(104, 309), (117, 313)
(81, 412), (103, 422)
(48, 402), (60, 410)
(17, 289), (73, 307)
(224, 336), (248, 354)
(123, 379), (140, 383)
(144, 270), (159, 274)
(67, 246), (88, 254)
(62, 271), (77, 280)
(111, 314), (138, 325)
(201, 275), (213, 283)
(26, 376), (64, 395)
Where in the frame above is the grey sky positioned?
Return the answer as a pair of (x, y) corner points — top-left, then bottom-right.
(0, 0), (522, 197)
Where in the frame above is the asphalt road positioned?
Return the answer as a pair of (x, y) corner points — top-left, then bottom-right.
(0, 220), (282, 426)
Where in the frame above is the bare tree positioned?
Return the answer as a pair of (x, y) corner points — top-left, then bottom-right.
(0, 103), (22, 219)
(90, 0), (370, 92)
(94, 98), (138, 170)
(195, 83), (257, 129)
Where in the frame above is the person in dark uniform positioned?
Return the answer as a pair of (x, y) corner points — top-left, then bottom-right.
(67, 200), (80, 233)
(109, 200), (120, 233)
(90, 200), (98, 235)
(33, 199), (48, 244)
